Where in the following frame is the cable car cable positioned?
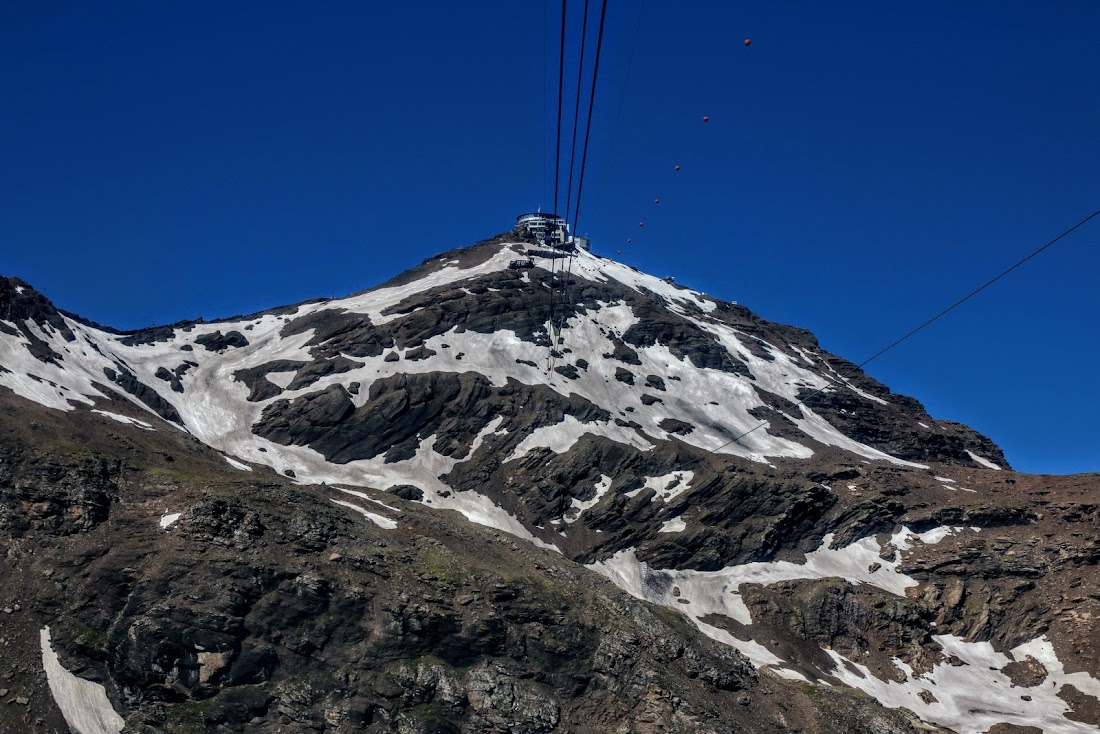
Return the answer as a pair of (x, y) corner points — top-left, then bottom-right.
(553, 0), (567, 216)
(564, 0), (591, 226)
(570, 0), (608, 236)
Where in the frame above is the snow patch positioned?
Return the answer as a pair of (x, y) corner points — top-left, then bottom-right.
(335, 487), (399, 512)
(626, 472), (695, 502)
(966, 450), (1002, 470)
(91, 409), (155, 430)
(224, 456), (252, 471)
(266, 370), (296, 389)
(508, 415), (654, 461)
(564, 474), (612, 523)
(40, 626), (125, 734)
(159, 513), (181, 529)
(330, 499), (398, 530)
(658, 517), (686, 533)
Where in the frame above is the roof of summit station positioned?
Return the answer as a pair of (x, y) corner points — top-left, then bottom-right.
(516, 212), (566, 222)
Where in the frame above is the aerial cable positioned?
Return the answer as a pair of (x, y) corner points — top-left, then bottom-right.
(545, 0), (568, 372)
(553, 0), (567, 217)
(570, 0), (608, 236)
(564, 0), (591, 228)
(673, 207), (1100, 471)
(557, 0), (605, 365)
(560, 0), (591, 366)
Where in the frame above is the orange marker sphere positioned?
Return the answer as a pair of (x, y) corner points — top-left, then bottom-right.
(744, 38), (751, 46)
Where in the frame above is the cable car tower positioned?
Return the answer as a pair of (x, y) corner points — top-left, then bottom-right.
(514, 212), (580, 371)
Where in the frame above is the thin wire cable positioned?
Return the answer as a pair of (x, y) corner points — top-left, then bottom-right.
(564, 0), (590, 226)
(570, 0), (608, 235)
(541, 0), (549, 205)
(546, 0), (568, 370)
(676, 207), (1100, 469)
(553, 0), (567, 216)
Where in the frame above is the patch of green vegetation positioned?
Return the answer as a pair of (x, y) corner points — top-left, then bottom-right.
(163, 700), (212, 733)
(70, 621), (108, 650)
(145, 464), (249, 484)
(417, 545), (466, 584)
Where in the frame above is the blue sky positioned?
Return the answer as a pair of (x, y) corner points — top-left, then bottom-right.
(2, 1), (1098, 474)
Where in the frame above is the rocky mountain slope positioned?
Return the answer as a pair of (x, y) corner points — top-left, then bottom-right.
(1, 234), (1097, 733)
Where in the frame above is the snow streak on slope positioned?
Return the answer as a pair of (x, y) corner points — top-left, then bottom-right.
(41, 627), (125, 734)
(330, 499), (398, 530)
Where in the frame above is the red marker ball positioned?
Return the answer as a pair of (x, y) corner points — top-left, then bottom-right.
(744, 38), (751, 47)
(654, 198), (660, 204)
(674, 165), (681, 171)
(702, 116), (710, 122)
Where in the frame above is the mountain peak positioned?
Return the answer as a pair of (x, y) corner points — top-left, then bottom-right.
(5, 235), (1099, 734)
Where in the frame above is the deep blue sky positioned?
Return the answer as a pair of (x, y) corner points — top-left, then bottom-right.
(2, 1), (1098, 474)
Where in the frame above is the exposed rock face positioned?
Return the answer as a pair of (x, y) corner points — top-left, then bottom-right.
(0, 236), (1095, 734)
(102, 364), (184, 424)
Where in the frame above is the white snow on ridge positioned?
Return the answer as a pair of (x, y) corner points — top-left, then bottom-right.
(827, 635), (1100, 734)
(966, 450), (1002, 470)
(40, 626), (125, 734)
(572, 248), (716, 315)
(335, 244), (524, 324)
(159, 512), (181, 529)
